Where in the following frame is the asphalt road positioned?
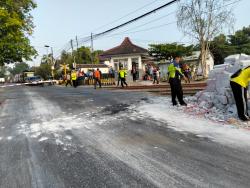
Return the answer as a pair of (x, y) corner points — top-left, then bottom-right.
(0, 85), (250, 188)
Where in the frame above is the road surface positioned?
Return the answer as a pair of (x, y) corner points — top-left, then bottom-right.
(0, 85), (250, 188)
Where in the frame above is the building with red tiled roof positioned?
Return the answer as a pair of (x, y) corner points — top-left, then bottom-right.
(100, 37), (152, 81)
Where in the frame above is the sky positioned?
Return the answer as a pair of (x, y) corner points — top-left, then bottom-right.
(29, 0), (250, 66)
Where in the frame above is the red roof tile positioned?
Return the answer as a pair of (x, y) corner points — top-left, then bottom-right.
(100, 37), (148, 57)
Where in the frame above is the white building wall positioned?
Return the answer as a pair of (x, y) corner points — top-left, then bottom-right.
(109, 55), (144, 81)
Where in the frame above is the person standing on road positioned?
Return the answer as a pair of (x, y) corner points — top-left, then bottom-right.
(65, 73), (72, 87)
(153, 67), (160, 84)
(71, 70), (77, 88)
(117, 70), (121, 87)
(131, 65), (137, 82)
(230, 66), (250, 121)
(119, 68), (128, 88)
(168, 55), (187, 106)
(93, 68), (102, 89)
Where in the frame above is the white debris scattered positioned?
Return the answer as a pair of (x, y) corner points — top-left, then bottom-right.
(65, 136), (72, 140)
(38, 137), (48, 142)
(55, 139), (64, 145)
(7, 136), (12, 140)
(189, 54), (250, 125)
(136, 97), (250, 148)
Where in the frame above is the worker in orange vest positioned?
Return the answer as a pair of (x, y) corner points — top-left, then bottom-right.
(93, 68), (102, 89)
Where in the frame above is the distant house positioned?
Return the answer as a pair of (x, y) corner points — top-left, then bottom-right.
(184, 51), (214, 77)
(100, 37), (152, 81)
(157, 51), (214, 79)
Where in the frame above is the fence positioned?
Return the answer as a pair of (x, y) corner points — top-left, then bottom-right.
(78, 73), (115, 86)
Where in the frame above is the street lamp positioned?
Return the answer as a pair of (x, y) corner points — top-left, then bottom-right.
(44, 45), (55, 79)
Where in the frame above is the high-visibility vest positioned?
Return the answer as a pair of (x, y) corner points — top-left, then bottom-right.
(168, 63), (183, 79)
(94, 70), (101, 79)
(231, 66), (250, 88)
(119, 70), (127, 78)
(71, 72), (77, 80)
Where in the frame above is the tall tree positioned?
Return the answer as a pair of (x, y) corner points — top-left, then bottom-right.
(0, 0), (37, 66)
(229, 26), (250, 55)
(177, 0), (234, 77)
(58, 47), (103, 68)
(35, 63), (52, 80)
(9, 62), (30, 75)
(149, 43), (194, 61)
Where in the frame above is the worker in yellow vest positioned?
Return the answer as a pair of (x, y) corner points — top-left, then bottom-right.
(71, 70), (77, 88)
(168, 55), (188, 106)
(119, 67), (128, 88)
(230, 66), (250, 121)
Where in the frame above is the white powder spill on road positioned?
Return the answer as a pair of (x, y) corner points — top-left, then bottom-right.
(7, 136), (12, 140)
(38, 137), (48, 142)
(136, 97), (250, 148)
(55, 139), (64, 145)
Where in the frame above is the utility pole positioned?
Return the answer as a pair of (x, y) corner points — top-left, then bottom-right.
(91, 33), (94, 64)
(50, 47), (54, 79)
(76, 35), (80, 64)
(70, 39), (76, 69)
(76, 36), (79, 50)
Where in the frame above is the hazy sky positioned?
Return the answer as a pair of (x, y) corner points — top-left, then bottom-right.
(29, 0), (250, 66)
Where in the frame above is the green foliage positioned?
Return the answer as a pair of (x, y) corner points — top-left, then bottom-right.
(0, 0), (37, 66)
(210, 26), (250, 65)
(9, 62), (29, 75)
(35, 63), (51, 80)
(58, 47), (103, 69)
(0, 66), (6, 77)
(148, 43), (194, 61)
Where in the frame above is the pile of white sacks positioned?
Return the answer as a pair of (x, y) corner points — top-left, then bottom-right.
(190, 54), (250, 122)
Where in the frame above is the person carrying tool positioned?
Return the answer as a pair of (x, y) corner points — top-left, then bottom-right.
(168, 55), (187, 106)
(230, 66), (250, 121)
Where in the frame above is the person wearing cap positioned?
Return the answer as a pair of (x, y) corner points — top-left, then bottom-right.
(230, 66), (250, 121)
(93, 68), (102, 89)
(168, 55), (187, 106)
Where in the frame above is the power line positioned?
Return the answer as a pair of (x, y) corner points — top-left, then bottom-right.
(108, 10), (176, 37)
(92, 0), (160, 32)
(93, 0), (179, 38)
(107, 21), (177, 37)
(55, 0), (242, 59)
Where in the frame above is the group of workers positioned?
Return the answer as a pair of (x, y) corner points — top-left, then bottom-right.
(65, 69), (102, 89)
(65, 67), (129, 89)
(64, 56), (249, 122)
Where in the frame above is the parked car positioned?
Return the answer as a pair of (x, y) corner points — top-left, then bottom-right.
(25, 76), (44, 86)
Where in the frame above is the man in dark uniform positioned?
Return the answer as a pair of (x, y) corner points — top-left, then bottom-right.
(230, 66), (250, 121)
(168, 55), (187, 106)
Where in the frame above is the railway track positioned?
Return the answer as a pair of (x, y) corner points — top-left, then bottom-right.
(108, 82), (207, 96)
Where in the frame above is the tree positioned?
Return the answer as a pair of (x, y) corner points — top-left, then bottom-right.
(0, 0), (37, 66)
(35, 63), (52, 80)
(148, 43), (194, 61)
(229, 26), (250, 55)
(9, 62), (30, 75)
(209, 34), (236, 65)
(209, 26), (250, 65)
(0, 66), (6, 77)
(177, 0), (234, 77)
(58, 47), (103, 69)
